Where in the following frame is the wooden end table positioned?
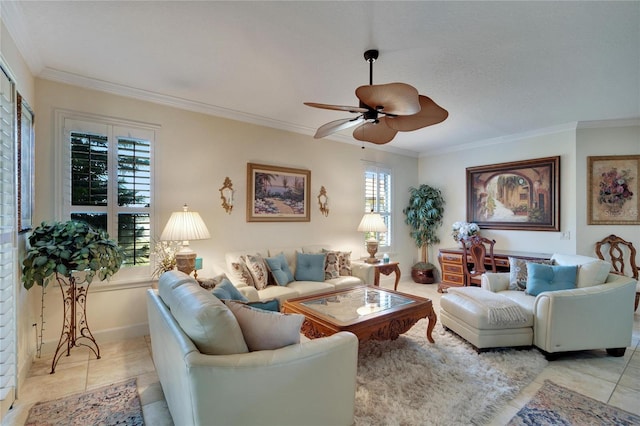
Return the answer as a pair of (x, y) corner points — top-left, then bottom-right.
(370, 261), (401, 290)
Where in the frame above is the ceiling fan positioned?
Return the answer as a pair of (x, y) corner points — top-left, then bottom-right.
(305, 49), (448, 145)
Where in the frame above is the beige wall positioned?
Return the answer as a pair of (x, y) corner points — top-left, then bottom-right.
(33, 78), (420, 348)
(418, 123), (640, 262)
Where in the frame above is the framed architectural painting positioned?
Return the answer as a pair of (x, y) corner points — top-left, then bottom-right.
(587, 155), (639, 225)
(17, 93), (34, 233)
(466, 156), (560, 231)
(247, 163), (311, 222)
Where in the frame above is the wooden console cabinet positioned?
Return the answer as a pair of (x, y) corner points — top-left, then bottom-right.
(437, 248), (552, 292)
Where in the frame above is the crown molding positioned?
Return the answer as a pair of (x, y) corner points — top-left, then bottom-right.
(576, 117), (640, 129)
(39, 67), (418, 158)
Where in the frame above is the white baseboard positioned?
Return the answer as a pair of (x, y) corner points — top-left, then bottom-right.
(38, 322), (150, 356)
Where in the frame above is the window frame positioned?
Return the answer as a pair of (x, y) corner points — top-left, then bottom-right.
(363, 162), (393, 249)
(55, 110), (158, 284)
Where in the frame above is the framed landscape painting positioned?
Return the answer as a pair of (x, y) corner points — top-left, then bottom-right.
(587, 155), (639, 225)
(466, 156), (560, 231)
(247, 163), (311, 222)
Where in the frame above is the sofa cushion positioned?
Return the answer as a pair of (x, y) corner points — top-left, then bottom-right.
(324, 251), (340, 279)
(525, 263), (578, 296)
(158, 270), (195, 309)
(287, 280), (334, 295)
(551, 253), (611, 288)
(326, 275), (362, 290)
(212, 278), (249, 302)
(295, 252), (326, 282)
(244, 254), (270, 290)
(441, 288), (533, 329)
(170, 281), (248, 355)
(229, 260), (256, 288)
(257, 285), (300, 303)
(225, 301), (304, 351)
(508, 257), (554, 291)
(265, 253), (295, 286)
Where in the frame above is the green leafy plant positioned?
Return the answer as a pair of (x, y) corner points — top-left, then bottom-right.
(403, 184), (445, 266)
(22, 220), (123, 289)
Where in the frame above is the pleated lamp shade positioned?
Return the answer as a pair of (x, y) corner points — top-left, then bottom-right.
(357, 212), (388, 234)
(160, 204), (211, 248)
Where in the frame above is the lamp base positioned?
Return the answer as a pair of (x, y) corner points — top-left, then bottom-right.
(175, 252), (196, 277)
(365, 240), (381, 264)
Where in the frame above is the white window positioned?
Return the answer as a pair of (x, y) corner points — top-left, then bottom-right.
(363, 163), (392, 248)
(0, 66), (16, 416)
(57, 112), (156, 282)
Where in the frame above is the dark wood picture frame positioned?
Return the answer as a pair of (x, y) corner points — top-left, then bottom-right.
(587, 155), (639, 225)
(466, 156), (560, 231)
(17, 93), (34, 233)
(247, 163), (311, 222)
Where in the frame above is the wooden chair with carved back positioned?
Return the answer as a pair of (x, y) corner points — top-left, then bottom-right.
(595, 234), (639, 311)
(461, 235), (497, 286)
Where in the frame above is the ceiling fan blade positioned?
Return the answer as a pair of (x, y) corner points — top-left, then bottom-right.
(304, 102), (368, 113)
(385, 95), (449, 131)
(314, 117), (365, 139)
(355, 83), (421, 115)
(352, 117), (398, 145)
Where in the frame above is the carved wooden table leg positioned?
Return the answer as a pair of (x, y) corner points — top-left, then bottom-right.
(373, 262), (401, 290)
(425, 307), (437, 344)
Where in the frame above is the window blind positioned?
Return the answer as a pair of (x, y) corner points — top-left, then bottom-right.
(364, 164), (392, 247)
(0, 66), (16, 413)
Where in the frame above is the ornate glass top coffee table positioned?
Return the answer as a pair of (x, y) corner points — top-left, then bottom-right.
(282, 286), (436, 343)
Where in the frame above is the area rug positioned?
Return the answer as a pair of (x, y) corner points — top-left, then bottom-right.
(507, 380), (640, 425)
(354, 320), (548, 425)
(25, 378), (143, 426)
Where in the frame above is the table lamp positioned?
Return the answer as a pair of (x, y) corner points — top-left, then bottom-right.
(160, 204), (211, 277)
(357, 211), (388, 264)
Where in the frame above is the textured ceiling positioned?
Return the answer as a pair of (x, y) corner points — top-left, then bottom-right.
(4, 1), (640, 155)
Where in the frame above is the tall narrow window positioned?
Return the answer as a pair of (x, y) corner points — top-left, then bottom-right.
(363, 163), (392, 247)
(59, 113), (156, 281)
(0, 66), (16, 417)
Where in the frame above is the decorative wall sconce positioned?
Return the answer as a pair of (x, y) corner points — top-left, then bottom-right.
(219, 177), (234, 214)
(317, 186), (329, 217)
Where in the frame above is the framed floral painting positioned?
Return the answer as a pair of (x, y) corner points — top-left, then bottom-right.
(587, 155), (639, 225)
(246, 163), (310, 222)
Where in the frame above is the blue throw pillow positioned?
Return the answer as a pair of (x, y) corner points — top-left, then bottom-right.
(294, 252), (326, 282)
(525, 263), (578, 296)
(212, 278), (249, 302)
(264, 253), (294, 286)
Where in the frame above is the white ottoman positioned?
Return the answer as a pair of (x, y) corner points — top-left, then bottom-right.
(440, 287), (534, 350)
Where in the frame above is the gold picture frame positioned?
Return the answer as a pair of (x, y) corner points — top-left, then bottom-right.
(466, 156), (560, 231)
(587, 155), (639, 225)
(247, 163), (310, 222)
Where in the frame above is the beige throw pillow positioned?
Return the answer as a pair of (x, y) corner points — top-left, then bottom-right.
(225, 301), (304, 351)
(243, 254), (269, 290)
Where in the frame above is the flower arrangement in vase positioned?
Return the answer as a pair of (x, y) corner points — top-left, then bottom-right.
(451, 221), (480, 245)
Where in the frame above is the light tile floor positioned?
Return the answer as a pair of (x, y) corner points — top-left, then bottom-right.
(3, 279), (639, 425)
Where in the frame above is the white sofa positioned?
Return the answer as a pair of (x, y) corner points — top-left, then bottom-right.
(223, 245), (369, 303)
(147, 270), (359, 426)
(440, 253), (637, 357)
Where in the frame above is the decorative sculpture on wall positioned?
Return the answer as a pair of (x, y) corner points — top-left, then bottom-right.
(219, 177), (234, 214)
(318, 186), (329, 216)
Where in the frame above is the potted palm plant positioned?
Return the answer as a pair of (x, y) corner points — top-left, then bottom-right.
(403, 185), (445, 284)
(21, 220), (123, 373)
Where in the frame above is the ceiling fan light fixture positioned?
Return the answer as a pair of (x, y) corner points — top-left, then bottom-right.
(304, 49), (448, 145)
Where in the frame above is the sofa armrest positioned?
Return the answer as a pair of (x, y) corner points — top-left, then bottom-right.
(185, 332), (358, 426)
(481, 272), (510, 292)
(533, 276), (636, 353)
(351, 262), (374, 285)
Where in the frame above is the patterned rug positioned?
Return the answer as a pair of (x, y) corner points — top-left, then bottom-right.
(25, 378), (143, 426)
(507, 380), (640, 425)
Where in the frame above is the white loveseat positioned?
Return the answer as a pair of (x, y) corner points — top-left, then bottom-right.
(147, 270), (358, 426)
(440, 253), (636, 357)
(223, 245), (369, 303)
